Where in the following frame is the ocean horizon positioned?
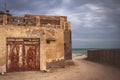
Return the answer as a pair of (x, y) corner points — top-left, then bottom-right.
(72, 48), (89, 57)
(72, 48), (118, 57)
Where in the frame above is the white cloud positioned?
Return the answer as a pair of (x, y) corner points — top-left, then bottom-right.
(62, 0), (72, 4)
(50, 8), (67, 15)
(85, 3), (101, 10)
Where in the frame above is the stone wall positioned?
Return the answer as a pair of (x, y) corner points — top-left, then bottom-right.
(64, 22), (72, 60)
(0, 25), (44, 71)
(46, 59), (65, 69)
(0, 14), (69, 29)
(87, 49), (120, 66)
(0, 14), (72, 72)
(45, 28), (65, 69)
(7, 16), (36, 26)
(0, 26), (66, 71)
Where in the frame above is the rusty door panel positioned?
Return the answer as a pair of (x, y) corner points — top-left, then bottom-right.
(7, 42), (23, 72)
(24, 44), (39, 70)
(7, 38), (40, 72)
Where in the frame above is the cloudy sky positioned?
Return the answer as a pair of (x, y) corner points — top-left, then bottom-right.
(0, 0), (120, 48)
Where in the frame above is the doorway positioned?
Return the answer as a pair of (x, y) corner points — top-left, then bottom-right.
(6, 38), (40, 72)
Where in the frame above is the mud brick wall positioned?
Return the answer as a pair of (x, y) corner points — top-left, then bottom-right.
(7, 16), (36, 26)
(0, 14), (72, 72)
(87, 49), (120, 66)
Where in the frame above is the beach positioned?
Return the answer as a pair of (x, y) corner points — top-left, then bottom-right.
(0, 55), (120, 80)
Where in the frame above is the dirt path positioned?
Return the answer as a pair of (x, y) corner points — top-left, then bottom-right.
(0, 56), (120, 80)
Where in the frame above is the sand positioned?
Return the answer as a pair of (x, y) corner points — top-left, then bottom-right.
(0, 55), (120, 80)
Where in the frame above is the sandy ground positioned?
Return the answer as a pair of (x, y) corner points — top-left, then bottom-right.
(0, 55), (120, 80)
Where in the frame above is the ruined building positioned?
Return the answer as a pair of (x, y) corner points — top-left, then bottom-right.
(0, 13), (72, 72)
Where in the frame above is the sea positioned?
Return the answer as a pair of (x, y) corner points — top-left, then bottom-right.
(72, 48), (97, 57)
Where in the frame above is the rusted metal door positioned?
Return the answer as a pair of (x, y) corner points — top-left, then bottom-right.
(7, 38), (40, 72)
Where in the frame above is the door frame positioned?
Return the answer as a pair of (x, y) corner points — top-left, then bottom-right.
(6, 38), (40, 72)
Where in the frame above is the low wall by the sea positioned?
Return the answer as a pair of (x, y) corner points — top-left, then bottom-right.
(87, 49), (120, 66)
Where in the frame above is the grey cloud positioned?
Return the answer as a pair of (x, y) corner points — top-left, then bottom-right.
(0, 0), (120, 48)
(5, 0), (62, 15)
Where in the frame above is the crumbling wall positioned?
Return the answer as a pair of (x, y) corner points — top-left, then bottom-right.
(0, 14), (68, 29)
(46, 59), (65, 69)
(45, 29), (65, 69)
(7, 16), (36, 26)
(0, 25), (46, 72)
(0, 14), (72, 71)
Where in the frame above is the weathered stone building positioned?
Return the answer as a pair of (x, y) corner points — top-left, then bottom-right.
(0, 13), (72, 72)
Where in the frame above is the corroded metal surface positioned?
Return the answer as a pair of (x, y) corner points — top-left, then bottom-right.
(7, 38), (40, 72)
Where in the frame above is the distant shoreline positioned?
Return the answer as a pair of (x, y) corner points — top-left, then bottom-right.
(72, 48), (120, 50)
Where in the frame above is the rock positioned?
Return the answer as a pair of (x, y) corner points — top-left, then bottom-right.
(1, 72), (5, 75)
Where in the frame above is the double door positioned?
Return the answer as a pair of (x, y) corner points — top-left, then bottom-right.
(7, 38), (40, 72)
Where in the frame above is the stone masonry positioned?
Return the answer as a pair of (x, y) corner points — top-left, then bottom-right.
(0, 13), (72, 73)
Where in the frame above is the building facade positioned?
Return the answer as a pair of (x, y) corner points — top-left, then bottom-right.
(0, 13), (72, 72)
